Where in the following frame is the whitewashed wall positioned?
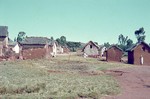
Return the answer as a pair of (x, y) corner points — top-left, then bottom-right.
(12, 43), (20, 53)
(84, 44), (99, 56)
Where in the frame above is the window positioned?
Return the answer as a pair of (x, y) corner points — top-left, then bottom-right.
(90, 45), (92, 49)
(142, 47), (145, 51)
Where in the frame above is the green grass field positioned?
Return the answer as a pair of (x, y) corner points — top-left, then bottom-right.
(0, 55), (131, 99)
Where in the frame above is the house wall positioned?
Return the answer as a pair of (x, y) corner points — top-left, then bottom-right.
(0, 37), (8, 56)
(21, 48), (48, 59)
(57, 46), (63, 54)
(106, 47), (122, 62)
(133, 44), (150, 66)
(128, 51), (134, 64)
(0, 36), (8, 47)
(100, 47), (107, 56)
(63, 47), (70, 53)
(83, 42), (99, 57)
(52, 43), (57, 55)
(20, 44), (52, 59)
(12, 44), (20, 53)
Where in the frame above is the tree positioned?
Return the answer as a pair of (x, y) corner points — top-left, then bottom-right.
(118, 34), (128, 46)
(60, 36), (66, 46)
(135, 27), (146, 43)
(17, 31), (26, 42)
(56, 38), (61, 44)
(118, 34), (133, 51)
(66, 41), (81, 52)
(50, 36), (54, 41)
(104, 42), (110, 48)
(126, 39), (133, 49)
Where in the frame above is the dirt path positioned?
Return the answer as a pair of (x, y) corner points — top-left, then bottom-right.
(105, 66), (150, 99)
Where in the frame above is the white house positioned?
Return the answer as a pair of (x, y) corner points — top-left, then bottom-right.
(8, 39), (20, 54)
(82, 41), (100, 57)
(12, 43), (20, 53)
(99, 46), (107, 57)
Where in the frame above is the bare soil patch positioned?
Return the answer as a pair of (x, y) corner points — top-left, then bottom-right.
(104, 66), (150, 99)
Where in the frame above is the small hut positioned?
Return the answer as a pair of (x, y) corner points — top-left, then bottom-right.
(127, 42), (150, 66)
(106, 45), (123, 62)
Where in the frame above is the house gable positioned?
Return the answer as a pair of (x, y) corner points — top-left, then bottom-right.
(106, 45), (123, 62)
(82, 41), (100, 57)
(128, 42), (150, 65)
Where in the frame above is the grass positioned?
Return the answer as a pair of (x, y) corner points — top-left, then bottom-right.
(0, 55), (131, 99)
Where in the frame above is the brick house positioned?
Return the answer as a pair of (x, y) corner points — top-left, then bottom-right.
(82, 41), (100, 57)
(0, 26), (9, 56)
(106, 45), (123, 62)
(19, 37), (57, 59)
(127, 42), (150, 66)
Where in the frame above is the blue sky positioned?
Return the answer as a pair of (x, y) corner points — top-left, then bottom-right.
(0, 0), (150, 44)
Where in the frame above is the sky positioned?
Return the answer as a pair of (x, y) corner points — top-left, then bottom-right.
(0, 0), (150, 44)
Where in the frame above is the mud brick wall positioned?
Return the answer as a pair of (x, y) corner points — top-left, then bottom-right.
(22, 48), (48, 59)
(129, 44), (150, 66)
(63, 47), (70, 53)
(106, 47), (123, 62)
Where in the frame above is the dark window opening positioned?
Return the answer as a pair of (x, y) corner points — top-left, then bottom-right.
(90, 45), (92, 49)
(142, 47), (145, 51)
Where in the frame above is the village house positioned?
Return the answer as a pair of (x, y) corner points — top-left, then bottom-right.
(0, 26), (9, 56)
(57, 45), (63, 54)
(99, 45), (107, 57)
(106, 45), (123, 62)
(19, 37), (57, 59)
(8, 39), (20, 54)
(63, 46), (70, 53)
(127, 42), (150, 66)
(82, 41), (100, 57)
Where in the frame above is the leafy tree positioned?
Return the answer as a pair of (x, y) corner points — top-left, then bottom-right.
(94, 42), (98, 45)
(118, 34), (128, 46)
(118, 34), (133, 51)
(104, 42), (110, 48)
(50, 36), (54, 41)
(126, 39), (133, 49)
(135, 27), (146, 43)
(60, 36), (66, 46)
(56, 38), (61, 44)
(17, 31), (26, 42)
(66, 41), (81, 52)
(56, 36), (67, 46)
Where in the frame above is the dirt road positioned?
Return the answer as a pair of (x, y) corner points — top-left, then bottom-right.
(105, 66), (150, 99)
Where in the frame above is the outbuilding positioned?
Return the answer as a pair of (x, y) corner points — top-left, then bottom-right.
(127, 42), (150, 66)
(106, 45), (123, 62)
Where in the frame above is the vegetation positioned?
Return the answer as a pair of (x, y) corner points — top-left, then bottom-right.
(0, 55), (131, 99)
(56, 36), (81, 52)
(104, 42), (111, 48)
(66, 41), (81, 52)
(17, 31), (26, 42)
(135, 27), (146, 43)
(118, 34), (133, 51)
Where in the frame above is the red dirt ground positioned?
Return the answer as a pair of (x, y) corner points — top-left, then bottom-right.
(104, 66), (150, 99)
